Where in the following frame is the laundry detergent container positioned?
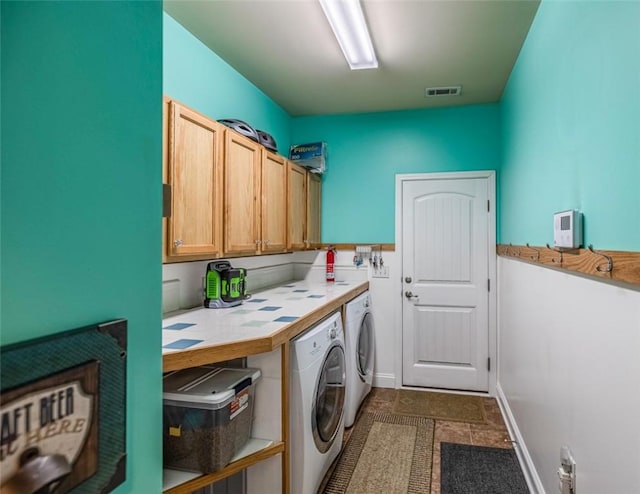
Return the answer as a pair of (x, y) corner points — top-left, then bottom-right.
(163, 366), (261, 473)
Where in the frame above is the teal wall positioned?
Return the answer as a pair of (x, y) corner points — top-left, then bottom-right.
(1, 2), (163, 492)
(500, 0), (640, 250)
(164, 12), (501, 245)
(292, 105), (501, 243)
(163, 12), (292, 153)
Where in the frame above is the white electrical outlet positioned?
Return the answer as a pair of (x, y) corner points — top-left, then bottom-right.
(558, 446), (576, 494)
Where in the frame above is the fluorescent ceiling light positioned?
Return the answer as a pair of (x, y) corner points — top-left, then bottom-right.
(319, 0), (378, 70)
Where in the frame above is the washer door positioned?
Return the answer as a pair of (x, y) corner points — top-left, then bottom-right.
(312, 343), (346, 453)
(357, 312), (374, 381)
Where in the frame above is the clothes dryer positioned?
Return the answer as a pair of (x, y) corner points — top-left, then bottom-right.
(290, 311), (346, 494)
(343, 291), (375, 428)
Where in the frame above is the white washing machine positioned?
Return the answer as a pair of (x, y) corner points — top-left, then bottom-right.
(290, 311), (346, 494)
(343, 291), (375, 428)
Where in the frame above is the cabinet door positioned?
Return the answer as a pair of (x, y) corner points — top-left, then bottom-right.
(261, 151), (288, 253)
(167, 102), (223, 259)
(224, 131), (261, 255)
(306, 172), (322, 248)
(287, 162), (306, 250)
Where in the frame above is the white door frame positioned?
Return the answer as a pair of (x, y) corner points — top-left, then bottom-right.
(394, 171), (497, 395)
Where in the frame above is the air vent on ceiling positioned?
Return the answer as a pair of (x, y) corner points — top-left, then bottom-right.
(425, 86), (462, 97)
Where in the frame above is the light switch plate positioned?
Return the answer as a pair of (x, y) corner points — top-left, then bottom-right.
(372, 265), (389, 278)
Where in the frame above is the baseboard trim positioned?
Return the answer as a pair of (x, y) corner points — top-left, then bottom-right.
(496, 384), (546, 494)
(372, 372), (395, 389)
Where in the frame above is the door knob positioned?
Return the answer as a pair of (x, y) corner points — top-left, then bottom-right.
(404, 291), (418, 300)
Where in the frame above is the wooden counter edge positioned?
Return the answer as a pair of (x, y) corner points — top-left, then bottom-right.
(163, 338), (274, 372)
(162, 281), (369, 372)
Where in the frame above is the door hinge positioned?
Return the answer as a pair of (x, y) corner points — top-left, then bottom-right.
(487, 279), (490, 292)
(163, 184), (172, 218)
(487, 357), (491, 372)
(487, 199), (490, 212)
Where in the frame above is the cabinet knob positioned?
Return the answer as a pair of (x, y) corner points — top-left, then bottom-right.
(264, 239), (270, 246)
(174, 239), (183, 247)
(255, 240), (262, 245)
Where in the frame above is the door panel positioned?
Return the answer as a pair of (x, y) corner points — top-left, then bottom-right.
(414, 307), (474, 365)
(415, 194), (472, 282)
(402, 177), (489, 391)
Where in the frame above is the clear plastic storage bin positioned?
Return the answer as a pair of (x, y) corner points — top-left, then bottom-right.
(163, 366), (261, 473)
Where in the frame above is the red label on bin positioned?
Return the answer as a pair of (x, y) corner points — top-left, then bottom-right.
(229, 388), (249, 420)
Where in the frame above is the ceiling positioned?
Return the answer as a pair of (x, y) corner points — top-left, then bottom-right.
(164, 0), (540, 117)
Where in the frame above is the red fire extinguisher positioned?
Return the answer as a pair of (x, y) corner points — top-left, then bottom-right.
(326, 246), (336, 283)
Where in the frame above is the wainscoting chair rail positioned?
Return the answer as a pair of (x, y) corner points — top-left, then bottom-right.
(320, 243), (395, 251)
(497, 244), (640, 287)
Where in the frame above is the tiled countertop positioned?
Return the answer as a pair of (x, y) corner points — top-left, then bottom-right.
(162, 280), (368, 372)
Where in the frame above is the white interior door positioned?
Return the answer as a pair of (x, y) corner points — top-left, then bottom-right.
(402, 176), (491, 391)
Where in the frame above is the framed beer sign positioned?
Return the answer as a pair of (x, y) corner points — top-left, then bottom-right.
(1, 319), (127, 493)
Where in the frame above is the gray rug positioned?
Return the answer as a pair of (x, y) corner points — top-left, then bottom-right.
(440, 443), (529, 494)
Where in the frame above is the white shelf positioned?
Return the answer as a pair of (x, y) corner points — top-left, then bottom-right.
(162, 469), (200, 492)
(231, 438), (273, 462)
(162, 437), (274, 492)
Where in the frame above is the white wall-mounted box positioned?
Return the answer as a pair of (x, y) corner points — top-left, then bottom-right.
(553, 210), (583, 249)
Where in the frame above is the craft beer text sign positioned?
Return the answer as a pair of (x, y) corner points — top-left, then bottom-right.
(0, 319), (127, 493)
(1, 362), (99, 491)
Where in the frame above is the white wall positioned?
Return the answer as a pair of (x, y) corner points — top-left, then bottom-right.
(162, 252), (315, 313)
(162, 249), (400, 387)
(497, 257), (640, 494)
(302, 250), (398, 389)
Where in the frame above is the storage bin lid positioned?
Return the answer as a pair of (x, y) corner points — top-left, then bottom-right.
(163, 366), (261, 410)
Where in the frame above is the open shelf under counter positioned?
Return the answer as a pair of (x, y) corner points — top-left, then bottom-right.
(161, 279), (368, 494)
(163, 438), (281, 493)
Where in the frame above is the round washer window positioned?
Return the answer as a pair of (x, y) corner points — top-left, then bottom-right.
(357, 312), (374, 380)
(312, 344), (346, 452)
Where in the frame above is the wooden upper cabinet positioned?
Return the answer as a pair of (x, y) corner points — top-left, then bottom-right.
(224, 130), (261, 256)
(163, 96), (320, 261)
(287, 162), (306, 250)
(261, 151), (288, 253)
(165, 101), (224, 261)
(306, 172), (322, 248)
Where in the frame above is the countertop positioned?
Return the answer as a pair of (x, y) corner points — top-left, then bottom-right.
(162, 280), (369, 372)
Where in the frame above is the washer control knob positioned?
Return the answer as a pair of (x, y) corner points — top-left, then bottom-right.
(330, 327), (337, 339)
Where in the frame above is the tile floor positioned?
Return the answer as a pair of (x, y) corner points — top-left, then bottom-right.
(341, 387), (514, 494)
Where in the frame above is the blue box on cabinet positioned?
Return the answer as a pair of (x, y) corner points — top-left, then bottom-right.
(289, 142), (327, 174)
